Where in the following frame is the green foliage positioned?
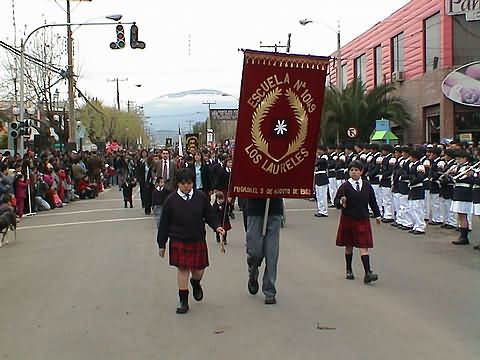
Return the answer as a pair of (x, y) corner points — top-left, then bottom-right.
(0, 133), (7, 149)
(320, 78), (411, 144)
(76, 99), (146, 145)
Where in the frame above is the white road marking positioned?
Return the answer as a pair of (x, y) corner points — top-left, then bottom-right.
(36, 208), (136, 217)
(18, 217), (152, 230)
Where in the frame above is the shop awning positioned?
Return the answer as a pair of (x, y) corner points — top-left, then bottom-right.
(370, 130), (399, 141)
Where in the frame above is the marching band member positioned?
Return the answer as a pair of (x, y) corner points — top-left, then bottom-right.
(398, 147), (414, 230)
(327, 145), (338, 206)
(367, 144), (382, 214)
(391, 146), (403, 227)
(439, 149), (457, 230)
(420, 147), (432, 221)
(472, 168), (480, 250)
(428, 147), (443, 225)
(335, 144), (346, 189)
(379, 144), (395, 223)
(334, 160), (381, 284)
(450, 151), (473, 245)
(314, 146), (329, 218)
(407, 149), (426, 235)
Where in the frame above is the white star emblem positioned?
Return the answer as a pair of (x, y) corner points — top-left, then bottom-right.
(274, 119), (288, 135)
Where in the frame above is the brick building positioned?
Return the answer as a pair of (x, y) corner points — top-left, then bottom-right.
(330, 0), (480, 144)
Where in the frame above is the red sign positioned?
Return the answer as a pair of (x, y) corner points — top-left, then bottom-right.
(231, 50), (329, 199)
(347, 127), (358, 139)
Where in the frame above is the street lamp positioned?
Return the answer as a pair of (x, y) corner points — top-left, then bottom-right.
(18, 18), (132, 154)
(299, 18), (342, 90)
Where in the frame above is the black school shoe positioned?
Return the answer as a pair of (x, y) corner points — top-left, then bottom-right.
(346, 271), (355, 280)
(190, 279), (204, 301)
(264, 296), (276, 305)
(248, 277), (259, 295)
(364, 272), (378, 284)
(176, 301), (189, 314)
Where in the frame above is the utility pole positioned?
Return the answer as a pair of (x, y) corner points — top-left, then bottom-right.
(66, 0), (76, 148)
(259, 33), (291, 53)
(107, 78), (128, 111)
(202, 101), (216, 144)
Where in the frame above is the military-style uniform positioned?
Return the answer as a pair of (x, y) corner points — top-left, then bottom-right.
(391, 155), (402, 224)
(380, 152), (394, 221)
(429, 156), (443, 224)
(473, 169), (480, 216)
(421, 155), (432, 221)
(408, 160), (426, 234)
(335, 152), (346, 189)
(367, 151), (382, 215)
(327, 152), (338, 206)
(439, 158), (457, 228)
(314, 154), (329, 217)
(398, 157), (413, 229)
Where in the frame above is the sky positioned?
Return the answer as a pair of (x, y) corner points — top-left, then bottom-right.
(0, 0), (411, 130)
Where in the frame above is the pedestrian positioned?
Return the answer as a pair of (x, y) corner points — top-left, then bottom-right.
(157, 168), (225, 314)
(121, 177), (136, 208)
(334, 160), (381, 284)
(152, 177), (170, 228)
(14, 172), (29, 217)
(407, 149), (426, 235)
(212, 192), (231, 244)
(245, 197), (283, 305)
(472, 167), (480, 250)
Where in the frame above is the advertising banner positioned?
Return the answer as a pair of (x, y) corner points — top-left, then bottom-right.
(231, 50), (329, 199)
(442, 61), (480, 107)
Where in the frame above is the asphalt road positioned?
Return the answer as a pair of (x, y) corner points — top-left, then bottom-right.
(1, 188), (479, 360)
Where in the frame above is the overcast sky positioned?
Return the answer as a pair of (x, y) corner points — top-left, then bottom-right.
(0, 0), (411, 120)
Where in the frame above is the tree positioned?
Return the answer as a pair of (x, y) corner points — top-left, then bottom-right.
(320, 78), (411, 144)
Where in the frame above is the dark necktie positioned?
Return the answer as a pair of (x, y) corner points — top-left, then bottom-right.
(356, 181), (360, 191)
(186, 193), (190, 201)
(163, 160), (168, 180)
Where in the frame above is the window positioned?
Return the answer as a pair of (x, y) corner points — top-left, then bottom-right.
(424, 13), (441, 72)
(391, 32), (404, 73)
(341, 64), (348, 89)
(453, 14), (480, 66)
(374, 45), (382, 87)
(354, 54), (366, 84)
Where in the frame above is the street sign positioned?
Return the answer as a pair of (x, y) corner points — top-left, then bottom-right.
(346, 127), (358, 139)
(466, 9), (480, 21)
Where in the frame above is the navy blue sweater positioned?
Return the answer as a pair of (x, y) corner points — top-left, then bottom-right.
(334, 180), (381, 219)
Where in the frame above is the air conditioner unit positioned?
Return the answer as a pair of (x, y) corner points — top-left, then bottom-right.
(392, 71), (404, 82)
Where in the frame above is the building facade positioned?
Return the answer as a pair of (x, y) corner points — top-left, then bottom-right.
(330, 0), (480, 144)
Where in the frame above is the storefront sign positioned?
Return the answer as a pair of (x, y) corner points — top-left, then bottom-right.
(442, 61), (480, 107)
(445, 0), (480, 15)
(210, 109), (238, 121)
(459, 133), (473, 142)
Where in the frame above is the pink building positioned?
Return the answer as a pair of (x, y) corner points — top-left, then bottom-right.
(330, 0), (480, 144)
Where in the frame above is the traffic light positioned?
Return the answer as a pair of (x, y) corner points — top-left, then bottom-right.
(9, 122), (19, 139)
(130, 24), (146, 49)
(110, 25), (126, 49)
(20, 120), (31, 137)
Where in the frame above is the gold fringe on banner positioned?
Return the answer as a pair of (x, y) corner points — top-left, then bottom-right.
(242, 49), (330, 71)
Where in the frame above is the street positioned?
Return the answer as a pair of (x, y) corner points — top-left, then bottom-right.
(1, 188), (480, 360)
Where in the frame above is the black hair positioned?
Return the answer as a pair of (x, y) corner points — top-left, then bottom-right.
(175, 168), (194, 184)
(216, 192), (225, 200)
(381, 144), (394, 153)
(445, 149), (455, 158)
(345, 144), (354, 151)
(454, 150), (470, 159)
(317, 145), (327, 151)
(348, 160), (364, 171)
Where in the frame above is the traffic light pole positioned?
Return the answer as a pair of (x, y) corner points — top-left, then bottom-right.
(66, 0), (76, 148)
(17, 20), (135, 156)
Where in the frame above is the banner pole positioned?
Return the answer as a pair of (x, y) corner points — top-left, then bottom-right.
(25, 166), (36, 217)
(262, 198), (270, 236)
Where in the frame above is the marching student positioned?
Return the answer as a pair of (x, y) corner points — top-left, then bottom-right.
(327, 145), (338, 206)
(379, 144), (394, 223)
(152, 177), (171, 228)
(334, 160), (381, 284)
(121, 177), (136, 208)
(367, 144), (382, 213)
(450, 150), (473, 245)
(472, 168), (480, 250)
(212, 192), (232, 244)
(439, 149), (457, 229)
(157, 168), (225, 314)
(428, 147), (443, 225)
(397, 147), (413, 230)
(335, 144), (346, 189)
(407, 149), (427, 235)
(314, 145), (329, 217)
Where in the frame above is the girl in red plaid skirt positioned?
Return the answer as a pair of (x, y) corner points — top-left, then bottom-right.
(157, 168), (225, 314)
(334, 161), (381, 284)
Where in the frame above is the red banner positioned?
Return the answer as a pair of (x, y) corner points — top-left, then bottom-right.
(231, 50), (329, 199)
